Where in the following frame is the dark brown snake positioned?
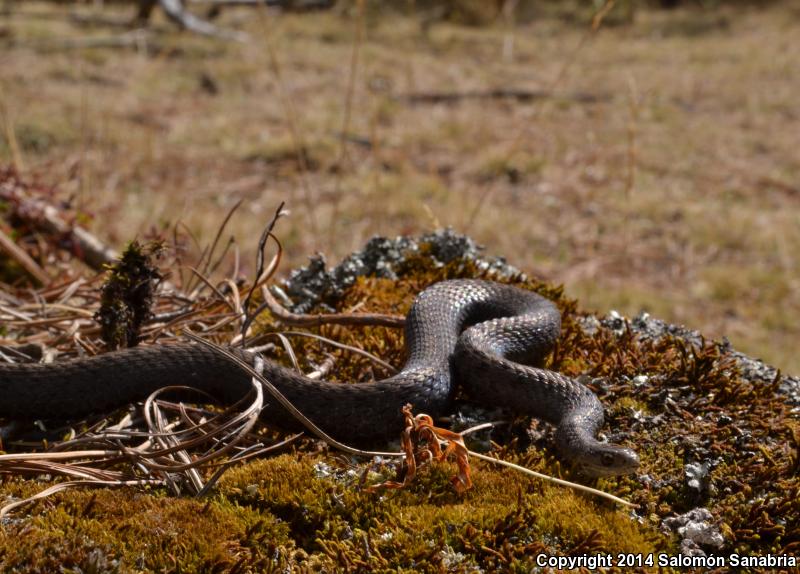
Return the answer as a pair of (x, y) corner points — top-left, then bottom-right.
(0, 279), (639, 476)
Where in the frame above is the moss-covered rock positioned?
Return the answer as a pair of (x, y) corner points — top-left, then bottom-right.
(1, 231), (797, 572)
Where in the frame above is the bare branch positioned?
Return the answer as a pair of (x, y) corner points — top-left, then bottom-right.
(259, 286), (405, 329)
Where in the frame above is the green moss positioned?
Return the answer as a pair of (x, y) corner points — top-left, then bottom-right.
(0, 480), (290, 573)
(2, 247), (797, 570)
(215, 453), (660, 572)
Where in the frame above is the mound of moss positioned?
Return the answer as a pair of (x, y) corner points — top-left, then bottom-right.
(1, 231), (796, 573)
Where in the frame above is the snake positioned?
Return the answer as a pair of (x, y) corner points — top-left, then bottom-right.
(0, 279), (639, 476)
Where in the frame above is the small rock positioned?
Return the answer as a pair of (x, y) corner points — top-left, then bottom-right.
(662, 508), (725, 555)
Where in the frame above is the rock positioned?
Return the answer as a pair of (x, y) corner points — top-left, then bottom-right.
(282, 229), (525, 313)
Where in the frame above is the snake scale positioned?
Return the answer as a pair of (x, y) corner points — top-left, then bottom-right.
(0, 279), (639, 476)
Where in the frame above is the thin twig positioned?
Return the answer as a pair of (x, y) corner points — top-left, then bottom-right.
(190, 198), (243, 295)
(186, 267), (238, 313)
(0, 227), (50, 285)
(270, 330), (398, 374)
(259, 286), (405, 328)
(239, 202), (286, 345)
(470, 451), (637, 508)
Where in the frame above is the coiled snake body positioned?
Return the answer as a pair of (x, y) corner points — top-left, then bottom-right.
(0, 280), (639, 476)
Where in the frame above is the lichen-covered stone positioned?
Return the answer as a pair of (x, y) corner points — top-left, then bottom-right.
(2, 230), (797, 572)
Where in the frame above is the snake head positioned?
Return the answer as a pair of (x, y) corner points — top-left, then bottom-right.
(578, 445), (640, 478)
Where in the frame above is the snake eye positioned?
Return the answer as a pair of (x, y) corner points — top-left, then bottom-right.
(601, 453), (616, 467)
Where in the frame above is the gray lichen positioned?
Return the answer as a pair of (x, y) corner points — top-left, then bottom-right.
(282, 229), (525, 313)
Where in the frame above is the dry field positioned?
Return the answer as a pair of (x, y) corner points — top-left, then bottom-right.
(1, 1), (799, 373)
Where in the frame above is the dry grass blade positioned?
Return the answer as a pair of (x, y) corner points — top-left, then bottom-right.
(274, 332), (301, 371)
(260, 285), (405, 328)
(0, 479), (164, 519)
(272, 330), (398, 374)
(186, 266), (239, 314)
(184, 330), (399, 459)
(469, 451), (637, 508)
(254, 9), (319, 238)
(0, 304), (34, 322)
(0, 336), (286, 517)
(196, 198), (243, 288)
(197, 433), (303, 496)
(136, 378), (263, 472)
(0, 450), (119, 463)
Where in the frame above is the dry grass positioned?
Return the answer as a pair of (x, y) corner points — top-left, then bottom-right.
(1, 1), (798, 373)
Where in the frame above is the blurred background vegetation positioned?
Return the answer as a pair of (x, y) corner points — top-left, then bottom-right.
(1, 0), (798, 373)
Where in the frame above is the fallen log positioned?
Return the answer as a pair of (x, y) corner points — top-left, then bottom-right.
(0, 170), (118, 272)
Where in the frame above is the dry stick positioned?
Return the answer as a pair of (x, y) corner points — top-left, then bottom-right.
(259, 286), (405, 328)
(307, 354), (336, 380)
(457, 421), (509, 436)
(239, 202), (286, 345)
(0, 186), (119, 271)
(0, 227), (50, 285)
(189, 0), (334, 6)
(158, 0), (247, 41)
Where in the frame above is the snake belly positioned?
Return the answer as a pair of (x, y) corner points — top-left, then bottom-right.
(0, 279), (639, 476)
